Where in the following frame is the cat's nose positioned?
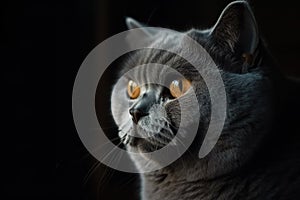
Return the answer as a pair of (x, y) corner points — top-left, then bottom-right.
(129, 108), (148, 124)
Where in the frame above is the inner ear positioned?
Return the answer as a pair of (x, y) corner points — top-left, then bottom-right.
(125, 17), (158, 37)
(209, 1), (259, 55)
(126, 17), (146, 29)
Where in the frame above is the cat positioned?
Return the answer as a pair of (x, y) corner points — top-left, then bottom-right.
(110, 1), (300, 199)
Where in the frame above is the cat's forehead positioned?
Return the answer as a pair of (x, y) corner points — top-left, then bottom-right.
(150, 31), (183, 48)
(150, 30), (204, 53)
(123, 33), (197, 68)
(119, 29), (213, 83)
(121, 48), (193, 83)
(122, 63), (186, 86)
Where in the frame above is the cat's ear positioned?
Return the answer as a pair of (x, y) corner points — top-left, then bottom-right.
(209, 1), (259, 55)
(126, 17), (146, 29)
(125, 17), (158, 36)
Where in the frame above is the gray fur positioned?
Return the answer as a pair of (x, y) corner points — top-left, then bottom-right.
(110, 1), (300, 199)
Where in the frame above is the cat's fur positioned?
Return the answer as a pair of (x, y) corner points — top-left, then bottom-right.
(111, 1), (300, 199)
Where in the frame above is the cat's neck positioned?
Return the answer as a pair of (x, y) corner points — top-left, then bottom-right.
(139, 157), (298, 200)
(140, 169), (240, 200)
(138, 155), (235, 200)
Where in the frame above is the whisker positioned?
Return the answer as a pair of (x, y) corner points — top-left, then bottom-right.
(174, 140), (188, 173)
(100, 140), (123, 162)
(83, 140), (123, 185)
(83, 161), (101, 185)
(175, 136), (197, 162)
(79, 136), (121, 161)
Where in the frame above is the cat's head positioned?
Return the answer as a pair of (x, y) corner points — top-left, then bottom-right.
(111, 1), (274, 177)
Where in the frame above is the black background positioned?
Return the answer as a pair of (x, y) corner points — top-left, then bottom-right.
(2, 0), (299, 199)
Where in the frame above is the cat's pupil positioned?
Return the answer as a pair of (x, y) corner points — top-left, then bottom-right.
(178, 80), (183, 91)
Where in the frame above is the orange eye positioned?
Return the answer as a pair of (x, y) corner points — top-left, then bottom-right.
(127, 80), (140, 99)
(169, 79), (191, 98)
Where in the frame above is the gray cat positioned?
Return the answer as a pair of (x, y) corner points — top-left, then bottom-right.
(110, 1), (300, 199)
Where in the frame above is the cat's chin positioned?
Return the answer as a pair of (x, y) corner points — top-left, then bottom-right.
(124, 136), (168, 153)
(122, 126), (176, 152)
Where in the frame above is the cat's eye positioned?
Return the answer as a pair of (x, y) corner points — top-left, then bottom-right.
(127, 80), (140, 99)
(169, 79), (191, 98)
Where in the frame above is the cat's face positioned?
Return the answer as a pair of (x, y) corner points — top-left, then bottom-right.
(110, 1), (273, 176)
(111, 47), (210, 154)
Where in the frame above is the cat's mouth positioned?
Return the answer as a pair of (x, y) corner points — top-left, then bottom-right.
(121, 119), (178, 152)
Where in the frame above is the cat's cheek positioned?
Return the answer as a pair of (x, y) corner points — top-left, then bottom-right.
(111, 88), (131, 124)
